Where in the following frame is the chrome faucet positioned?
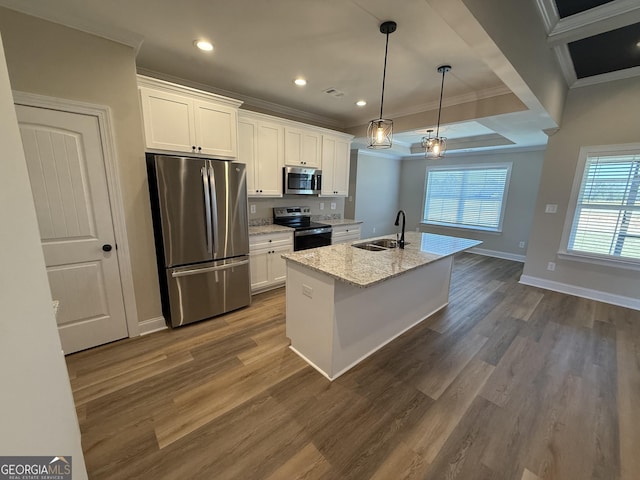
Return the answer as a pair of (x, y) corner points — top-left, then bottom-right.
(394, 210), (406, 249)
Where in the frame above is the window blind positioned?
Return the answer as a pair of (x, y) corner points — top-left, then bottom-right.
(423, 164), (510, 231)
(568, 154), (640, 261)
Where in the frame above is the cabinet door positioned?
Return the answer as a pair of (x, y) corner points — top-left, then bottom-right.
(285, 127), (321, 167)
(321, 136), (336, 196)
(256, 122), (284, 196)
(270, 245), (291, 284)
(194, 100), (238, 158)
(140, 87), (195, 153)
(238, 117), (258, 195)
(333, 138), (350, 196)
(302, 131), (321, 168)
(249, 250), (270, 292)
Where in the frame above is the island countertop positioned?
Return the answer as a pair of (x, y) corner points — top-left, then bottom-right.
(281, 231), (481, 288)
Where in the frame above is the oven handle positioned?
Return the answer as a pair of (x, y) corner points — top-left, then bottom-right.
(295, 227), (332, 237)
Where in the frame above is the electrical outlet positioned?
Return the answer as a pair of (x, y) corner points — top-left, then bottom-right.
(250, 204), (256, 214)
(330, 202), (336, 210)
(319, 202), (324, 210)
(372, 227), (376, 233)
(302, 284), (313, 298)
(547, 262), (556, 271)
(545, 204), (558, 214)
(519, 241), (525, 248)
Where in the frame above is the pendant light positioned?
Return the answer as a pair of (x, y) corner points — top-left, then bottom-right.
(367, 21), (397, 149)
(422, 65), (451, 158)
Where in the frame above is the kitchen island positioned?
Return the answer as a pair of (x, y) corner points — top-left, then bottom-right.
(282, 232), (481, 380)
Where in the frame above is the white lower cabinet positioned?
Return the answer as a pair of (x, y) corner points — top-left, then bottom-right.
(249, 232), (293, 293)
(331, 224), (361, 244)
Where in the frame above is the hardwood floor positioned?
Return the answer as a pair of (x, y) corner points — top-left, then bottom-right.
(66, 254), (640, 479)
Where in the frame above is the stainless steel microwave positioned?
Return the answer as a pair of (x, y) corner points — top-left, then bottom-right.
(283, 166), (322, 195)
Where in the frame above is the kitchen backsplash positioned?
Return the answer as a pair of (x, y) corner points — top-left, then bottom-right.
(248, 195), (345, 226)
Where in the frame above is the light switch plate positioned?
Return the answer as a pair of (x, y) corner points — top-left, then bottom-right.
(545, 204), (558, 213)
(319, 202), (324, 210)
(330, 202), (336, 210)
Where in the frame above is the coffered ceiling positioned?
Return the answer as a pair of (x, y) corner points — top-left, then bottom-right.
(536, 0), (640, 87)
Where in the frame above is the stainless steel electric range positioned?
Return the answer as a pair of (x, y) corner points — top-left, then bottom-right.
(273, 207), (332, 251)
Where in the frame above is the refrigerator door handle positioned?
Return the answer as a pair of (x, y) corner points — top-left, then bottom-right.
(208, 163), (220, 253)
(171, 259), (249, 278)
(201, 165), (213, 256)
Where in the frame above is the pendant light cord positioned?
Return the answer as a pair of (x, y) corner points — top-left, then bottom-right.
(379, 31), (390, 120)
(435, 67), (446, 138)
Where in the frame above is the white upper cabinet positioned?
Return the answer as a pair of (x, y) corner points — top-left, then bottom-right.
(138, 76), (242, 159)
(284, 127), (321, 168)
(238, 113), (283, 197)
(321, 135), (351, 197)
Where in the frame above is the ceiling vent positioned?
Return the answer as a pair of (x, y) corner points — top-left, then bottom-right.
(323, 87), (345, 97)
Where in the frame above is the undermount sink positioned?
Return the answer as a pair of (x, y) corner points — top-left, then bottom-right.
(352, 238), (409, 251)
(370, 238), (399, 248)
(352, 243), (388, 251)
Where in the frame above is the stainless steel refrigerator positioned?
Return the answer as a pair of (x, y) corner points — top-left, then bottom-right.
(147, 154), (251, 327)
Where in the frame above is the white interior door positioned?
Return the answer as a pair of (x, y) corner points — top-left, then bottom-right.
(16, 105), (129, 354)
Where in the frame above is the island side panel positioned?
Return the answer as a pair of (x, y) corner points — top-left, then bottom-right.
(285, 261), (336, 379)
(331, 255), (453, 379)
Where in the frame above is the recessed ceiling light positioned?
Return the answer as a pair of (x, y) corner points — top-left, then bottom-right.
(636, 40), (640, 48)
(194, 40), (213, 52)
(356, 100), (367, 107)
(294, 78), (307, 86)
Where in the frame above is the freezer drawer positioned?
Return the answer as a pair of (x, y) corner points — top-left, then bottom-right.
(166, 256), (250, 327)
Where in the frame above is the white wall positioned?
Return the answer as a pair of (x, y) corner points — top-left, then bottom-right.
(0, 33), (87, 477)
(399, 149), (545, 257)
(522, 77), (640, 305)
(350, 152), (402, 239)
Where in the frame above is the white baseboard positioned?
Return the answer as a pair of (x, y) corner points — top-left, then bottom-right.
(519, 275), (640, 311)
(469, 247), (526, 263)
(138, 316), (167, 335)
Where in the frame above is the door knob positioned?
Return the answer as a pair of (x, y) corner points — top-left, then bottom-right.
(102, 244), (113, 252)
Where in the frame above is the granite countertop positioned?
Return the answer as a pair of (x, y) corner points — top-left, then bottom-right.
(249, 225), (294, 236)
(319, 219), (363, 227)
(281, 231), (481, 288)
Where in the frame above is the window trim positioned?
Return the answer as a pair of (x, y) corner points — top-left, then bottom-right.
(421, 162), (512, 233)
(559, 143), (640, 270)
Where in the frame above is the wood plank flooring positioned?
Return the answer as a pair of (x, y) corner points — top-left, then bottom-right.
(65, 254), (640, 479)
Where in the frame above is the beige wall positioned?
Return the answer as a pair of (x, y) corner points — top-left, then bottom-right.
(0, 32), (87, 476)
(522, 77), (640, 300)
(0, 8), (162, 324)
(399, 149), (545, 256)
(351, 152), (402, 239)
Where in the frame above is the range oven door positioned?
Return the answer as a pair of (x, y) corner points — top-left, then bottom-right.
(294, 227), (332, 251)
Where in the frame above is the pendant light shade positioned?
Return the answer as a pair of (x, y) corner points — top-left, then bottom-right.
(368, 21), (397, 149)
(422, 65), (451, 158)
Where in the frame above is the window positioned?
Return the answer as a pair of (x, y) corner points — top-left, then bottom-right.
(563, 148), (640, 265)
(422, 163), (511, 232)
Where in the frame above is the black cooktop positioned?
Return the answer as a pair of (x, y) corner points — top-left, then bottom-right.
(273, 206), (330, 231)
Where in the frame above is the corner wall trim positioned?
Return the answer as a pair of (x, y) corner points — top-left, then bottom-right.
(139, 316), (167, 335)
(469, 247), (526, 263)
(519, 275), (640, 311)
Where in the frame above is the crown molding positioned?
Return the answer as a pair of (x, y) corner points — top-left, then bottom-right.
(136, 68), (346, 130)
(345, 85), (512, 129)
(572, 65), (640, 88)
(534, 0), (559, 32)
(0, 0), (144, 52)
(548, 0), (640, 45)
(554, 44), (577, 87)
